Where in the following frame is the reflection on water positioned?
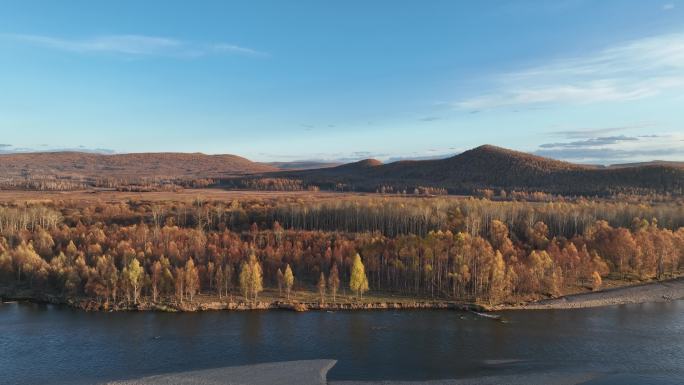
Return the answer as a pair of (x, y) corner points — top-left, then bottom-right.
(0, 301), (682, 385)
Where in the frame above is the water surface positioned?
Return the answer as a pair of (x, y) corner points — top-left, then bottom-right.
(1, 301), (682, 384)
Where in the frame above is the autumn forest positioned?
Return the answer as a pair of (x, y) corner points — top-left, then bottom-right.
(0, 191), (682, 311)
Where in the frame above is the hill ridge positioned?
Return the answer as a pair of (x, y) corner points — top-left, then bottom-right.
(1, 146), (682, 195)
(270, 145), (684, 195)
(0, 151), (277, 180)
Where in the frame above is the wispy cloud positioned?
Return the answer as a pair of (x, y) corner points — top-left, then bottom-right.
(0, 144), (115, 154)
(0, 33), (268, 57)
(549, 123), (654, 139)
(540, 135), (638, 149)
(535, 147), (683, 164)
(663, 3), (675, 10)
(454, 33), (684, 109)
(534, 133), (684, 164)
(210, 43), (267, 57)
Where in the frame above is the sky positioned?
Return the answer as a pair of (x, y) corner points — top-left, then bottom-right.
(0, 0), (683, 165)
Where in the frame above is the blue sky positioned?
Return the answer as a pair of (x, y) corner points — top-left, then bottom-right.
(1, 0), (683, 164)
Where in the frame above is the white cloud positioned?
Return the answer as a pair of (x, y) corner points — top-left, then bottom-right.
(663, 3), (675, 10)
(549, 123), (655, 139)
(0, 33), (267, 57)
(0, 144), (115, 154)
(453, 33), (684, 109)
(534, 132), (684, 164)
(210, 43), (268, 57)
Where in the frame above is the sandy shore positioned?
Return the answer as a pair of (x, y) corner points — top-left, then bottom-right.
(498, 277), (684, 310)
(105, 360), (336, 385)
(331, 372), (683, 385)
(103, 361), (680, 385)
(106, 365), (599, 385)
(331, 372), (599, 385)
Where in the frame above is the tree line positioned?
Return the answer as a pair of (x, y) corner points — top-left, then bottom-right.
(0, 196), (681, 306)
(44, 195), (681, 239)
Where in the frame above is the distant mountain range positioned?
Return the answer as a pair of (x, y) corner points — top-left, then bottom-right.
(1, 145), (682, 195)
(269, 145), (684, 195)
(265, 161), (342, 170)
(605, 160), (684, 169)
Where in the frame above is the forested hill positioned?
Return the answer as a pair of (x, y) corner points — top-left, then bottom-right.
(267, 145), (684, 195)
(2, 146), (683, 195)
(0, 152), (277, 189)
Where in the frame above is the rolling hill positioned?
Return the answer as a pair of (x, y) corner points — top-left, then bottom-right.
(1, 146), (682, 195)
(607, 160), (684, 169)
(267, 145), (684, 195)
(266, 161), (342, 170)
(0, 152), (277, 183)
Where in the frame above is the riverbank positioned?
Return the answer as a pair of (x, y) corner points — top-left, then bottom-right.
(495, 276), (684, 310)
(3, 277), (682, 313)
(0, 287), (487, 312)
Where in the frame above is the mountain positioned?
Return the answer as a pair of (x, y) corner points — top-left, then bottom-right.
(0, 152), (277, 182)
(267, 161), (342, 170)
(268, 145), (684, 195)
(3, 146), (682, 195)
(607, 161), (684, 169)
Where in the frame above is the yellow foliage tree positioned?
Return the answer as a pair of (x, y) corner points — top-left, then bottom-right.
(185, 258), (200, 302)
(284, 264), (294, 300)
(591, 271), (602, 291)
(124, 258), (143, 304)
(489, 251), (507, 304)
(240, 253), (263, 302)
(349, 253), (369, 298)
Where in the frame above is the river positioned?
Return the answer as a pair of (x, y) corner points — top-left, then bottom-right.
(1, 301), (683, 384)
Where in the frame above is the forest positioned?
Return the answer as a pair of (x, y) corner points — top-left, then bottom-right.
(0, 193), (682, 308)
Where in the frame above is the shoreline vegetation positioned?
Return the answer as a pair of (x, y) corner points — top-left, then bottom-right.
(0, 190), (682, 314)
(0, 286), (487, 312)
(3, 276), (682, 313)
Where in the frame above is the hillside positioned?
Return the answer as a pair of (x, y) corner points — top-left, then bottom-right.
(267, 161), (342, 170)
(0, 152), (277, 188)
(607, 160), (684, 169)
(267, 145), (684, 195)
(2, 146), (682, 195)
